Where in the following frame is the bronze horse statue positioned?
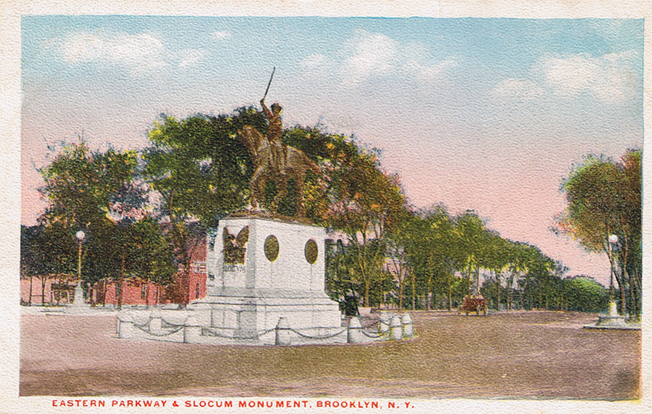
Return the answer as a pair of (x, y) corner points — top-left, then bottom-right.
(238, 124), (321, 217)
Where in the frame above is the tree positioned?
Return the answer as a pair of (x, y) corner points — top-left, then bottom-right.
(453, 211), (490, 295)
(127, 216), (177, 307)
(324, 145), (407, 307)
(37, 140), (141, 305)
(143, 110), (257, 306)
(21, 223), (77, 305)
(555, 149), (642, 317)
(385, 229), (410, 310)
(480, 233), (511, 310)
(39, 140), (139, 230)
(397, 206), (460, 311)
(564, 276), (609, 312)
(325, 238), (362, 314)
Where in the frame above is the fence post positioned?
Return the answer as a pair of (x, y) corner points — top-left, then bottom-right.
(347, 317), (365, 344)
(118, 311), (135, 339)
(149, 307), (162, 334)
(275, 317), (291, 346)
(379, 312), (391, 335)
(390, 315), (403, 341)
(402, 313), (414, 338)
(184, 315), (202, 344)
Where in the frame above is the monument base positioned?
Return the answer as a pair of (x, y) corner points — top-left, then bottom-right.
(191, 214), (344, 344)
(584, 301), (640, 330)
(65, 282), (94, 315)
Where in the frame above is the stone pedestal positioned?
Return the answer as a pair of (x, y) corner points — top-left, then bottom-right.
(66, 281), (93, 314)
(189, 215), (343, 340)
(595, 301), (627, 328)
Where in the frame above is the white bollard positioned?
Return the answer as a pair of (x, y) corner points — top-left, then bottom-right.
(402, 313), (414, 338)
(184, 315), (202, 344)
(390, 315), (403, 341)
(149, 307), (162, 333)
(275, 317), (291, 346)
(118, 312), (136, 339)
(379, 312), (391, 335)
(347, 317), (365, 344)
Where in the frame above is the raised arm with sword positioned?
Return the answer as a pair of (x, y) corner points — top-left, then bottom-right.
(259, 67), (286, 172)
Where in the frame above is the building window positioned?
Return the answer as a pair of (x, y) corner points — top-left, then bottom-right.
(141, 284), (147, 299)
(195, 282), (201, 299)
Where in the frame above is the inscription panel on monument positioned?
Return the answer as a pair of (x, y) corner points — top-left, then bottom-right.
(223, 264), (246, 273)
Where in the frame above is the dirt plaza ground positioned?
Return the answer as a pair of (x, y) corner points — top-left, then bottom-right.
(20, 310), (640, 400)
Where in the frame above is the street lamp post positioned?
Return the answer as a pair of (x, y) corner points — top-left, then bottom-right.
(608, 234), (619, 317)
(75, 230), (86, 304)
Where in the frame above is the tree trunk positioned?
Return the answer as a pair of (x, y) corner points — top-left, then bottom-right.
(118, 252), (125, 310)
(427, 276), (432, 312)
(495, 271), (501, 311)
(41, 276), (46, 306)
(412, 272), (416, 311)
(620, 283), (627, 315)
(364, 279), (369, 309)
(28, 276), (33, 306)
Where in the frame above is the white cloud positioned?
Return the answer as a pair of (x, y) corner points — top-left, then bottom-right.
(343, 30), (397, 82)
(491, 78), (545, 101)
(341, 30), (457, 85)
(538, 52), (638, 104)
(491, 52), (639, 105)
(212, 31), (231, 41)
(301, 53), (326, 69)
(59, 31), (165, 75)
(179, 48), (205, 68)
(403, 58), (458, 82)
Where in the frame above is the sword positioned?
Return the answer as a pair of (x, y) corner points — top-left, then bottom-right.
(262, 67), (276, 100)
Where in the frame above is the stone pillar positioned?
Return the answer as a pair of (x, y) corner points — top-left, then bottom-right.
(390, 315), (403, 341)
(609, 301), (619, 318)
(150, 307), (162, 334)
(275, 317), (291, 346)
(118, 312), (135, 339)
(184, 315), (202, 344)
(379, 312), (391, 335)
(402, 313), (414, 338)
(347, 317), (365, 344)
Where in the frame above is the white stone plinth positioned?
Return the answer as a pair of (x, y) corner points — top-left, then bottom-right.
(190, 215), (343, 340)
(66, 282), (94, 314)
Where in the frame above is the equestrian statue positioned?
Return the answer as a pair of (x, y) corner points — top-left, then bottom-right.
(237, 68), (321, 218)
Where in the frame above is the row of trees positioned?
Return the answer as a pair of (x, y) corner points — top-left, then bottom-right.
(22, 143), (177, 307)
(325, 205), (609, 313)
(22, 104), (638, 315)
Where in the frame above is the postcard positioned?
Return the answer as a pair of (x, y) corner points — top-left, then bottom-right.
(2, 1), (650, 413)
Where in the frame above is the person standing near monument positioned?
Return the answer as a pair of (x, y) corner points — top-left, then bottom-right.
(260, 98), (287, 173)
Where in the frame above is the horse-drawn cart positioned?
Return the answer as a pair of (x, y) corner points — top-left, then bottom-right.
(458, 295), (488, 316)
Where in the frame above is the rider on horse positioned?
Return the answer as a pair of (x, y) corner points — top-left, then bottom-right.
(260, 98), (287, 173)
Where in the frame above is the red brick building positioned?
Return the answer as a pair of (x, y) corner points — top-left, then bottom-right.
(21, 229), (208, 307)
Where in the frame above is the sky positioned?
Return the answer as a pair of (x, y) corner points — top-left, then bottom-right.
(21, 16), (644, 286)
